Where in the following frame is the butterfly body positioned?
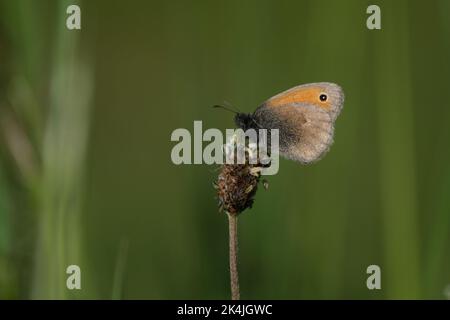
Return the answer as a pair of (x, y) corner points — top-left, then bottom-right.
(235, 82), (344, 164)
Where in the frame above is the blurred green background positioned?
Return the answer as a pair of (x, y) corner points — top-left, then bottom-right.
(0, 0), (450, 299)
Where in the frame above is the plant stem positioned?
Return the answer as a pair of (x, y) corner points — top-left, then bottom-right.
(227, 212), (240, 300)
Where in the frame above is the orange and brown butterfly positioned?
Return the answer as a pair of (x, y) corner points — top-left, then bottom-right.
(235, 82), (344, 164)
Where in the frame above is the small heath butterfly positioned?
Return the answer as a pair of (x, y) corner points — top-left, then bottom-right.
(235, 82), (344, 164)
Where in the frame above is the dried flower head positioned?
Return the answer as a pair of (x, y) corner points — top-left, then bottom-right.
(215, 133), (267, 215)
(216, 163), (261, 215)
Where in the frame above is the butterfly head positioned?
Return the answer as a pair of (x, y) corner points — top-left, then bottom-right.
(234, 113), (257, 131)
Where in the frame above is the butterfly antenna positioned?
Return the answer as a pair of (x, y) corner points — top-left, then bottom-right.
(212, 101), (243, 114)
(213, 102), (264, 130)
(212, 105), (237, 114)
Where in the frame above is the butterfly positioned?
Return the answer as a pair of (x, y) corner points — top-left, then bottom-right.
(234, 82), (344, 164)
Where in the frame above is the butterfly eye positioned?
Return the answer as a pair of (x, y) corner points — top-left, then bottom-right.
(319, 94), (328, 102)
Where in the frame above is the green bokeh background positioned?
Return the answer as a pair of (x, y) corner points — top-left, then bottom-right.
(0, 0), (449, 299)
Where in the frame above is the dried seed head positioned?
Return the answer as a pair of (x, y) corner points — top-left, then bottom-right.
(216, 163), (261, 215)
(215, 131), (271, 215)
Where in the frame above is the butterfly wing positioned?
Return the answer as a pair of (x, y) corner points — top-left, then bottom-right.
(265, 82), (344, 121)
(253, 82), (344, 164)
